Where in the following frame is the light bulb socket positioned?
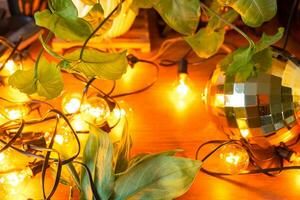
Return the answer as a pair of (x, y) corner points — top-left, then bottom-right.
(275, 144), (295, 162)
(178, 59), (188, 74)
(29, 160), (48, 176)
(24, 137), (47, 151)
(127, 54), (139, 67)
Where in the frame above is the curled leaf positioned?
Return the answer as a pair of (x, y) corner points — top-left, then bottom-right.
(220, 27), (284, 81)
(220, 0), (277, 27)
(114, 153), (201, 200)
(8, 57), (63, 99)
(63, 49), (128, 80)
(81, 125), (114, 200)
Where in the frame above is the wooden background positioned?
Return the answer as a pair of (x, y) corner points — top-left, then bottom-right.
(8, 13), (300, 200)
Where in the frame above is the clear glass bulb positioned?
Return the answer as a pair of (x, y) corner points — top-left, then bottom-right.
(80, 96), (110, 126)
(175, 73), (190, 98)
(107, 100), (133, 142)
(71, 114), (89, 132)
(62, 93), (82, 114)
(2, 104), (29, 120)
(220, 143), (249, 174)
(0, 60), (19, 76)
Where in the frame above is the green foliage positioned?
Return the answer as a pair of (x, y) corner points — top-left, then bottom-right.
(184, 28), (225, 58)
(114, 153), (201, 200)
(220, 27), (284, 81)
(113, 121), (132, 174)
(34, 0), (92, 41)
(219, 0), (277, 27)
(81, 125), (114, 200)
(134, 0), (201, 35)
(80, 125), (200, 200)
(8, 57), (63, 99)
(184, 9), (238, 58)
(62, 49), (128, 80)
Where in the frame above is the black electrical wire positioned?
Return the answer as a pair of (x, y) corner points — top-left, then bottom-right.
(111, 60), (159, 98)
(195, 138), (300, 177)
(72, 160), (102, 200)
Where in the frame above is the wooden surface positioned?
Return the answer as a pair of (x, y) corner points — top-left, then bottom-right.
(21, 15), (300, 200)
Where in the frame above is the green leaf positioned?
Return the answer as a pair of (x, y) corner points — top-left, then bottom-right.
(63, 49), (128, 80)
(220, 28), (284, 81)
(39, 35), (65, 60)
(207, 9), (239, 31)
(8, 57), (63, 99)
(50, 0), (78, 20)
(221, 0), (277, 27)
(81, 125), (114, 200)
(114, 154), (201, 200)
(255, 27), (284, 52)
(114, 121), (132, 174)
(127, 150), (183, 170)
(152, 0), (201, 35)
(83, 4), (105, 30)
(35, 10), (92, 41)
(184, 28), (225, 58)
(8, 68), (36, 95)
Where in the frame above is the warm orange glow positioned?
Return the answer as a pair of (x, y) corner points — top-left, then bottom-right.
(0, 168), (32, 187)
(54, 135), (64, 145)
(240, 129), (250, 138)
(0, 152), (5, 162)
(214, 94), (224, 107)
(225, 153), (241, 165)
(220, 144), (249, 174)
(176, 73), (189, 98)
(71, 114), (89, 132)
(169, 73), (196, 111)
(80, 97), (110, 126)
(122, 65), (135, 82)
(3, 105), (29, 120)
(0, 60), (18, 76)
(62, 93), (82, 114)
(290, 153), (300, 165)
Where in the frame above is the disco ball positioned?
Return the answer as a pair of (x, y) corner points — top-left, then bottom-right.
(204, 47), (300, 148)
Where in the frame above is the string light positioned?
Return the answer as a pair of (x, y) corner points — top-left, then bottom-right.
(80, 96), (110, 126)
(71, 114), (89, 132)
(219, 143), (249, 174)
(61, 93), (82, 114)
(175, 73), (190, 98)
(0, 60), (19, 76)
(2, 105), (29, 120)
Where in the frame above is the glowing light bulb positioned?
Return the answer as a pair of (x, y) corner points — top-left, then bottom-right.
(3, 105), (29, 120)
(62, 93), (82, 114)
(107, 100), (132, 143)
(175, 73), (190, 98)
(0, 60), (18, 76)
(54, 135), (65, 145)
(240, 129), (250, 138)
(71, 114), (89, 132)
(0, 168), (32, 187)
(220, 143), (249, 174)
(0, 152), (5, 162)
(80, 96), (110, 126)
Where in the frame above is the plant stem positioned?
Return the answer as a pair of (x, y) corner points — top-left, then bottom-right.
(79, 0), (125, 60)
(34, 32), (53, 79)
(200, 2), (255, 48)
